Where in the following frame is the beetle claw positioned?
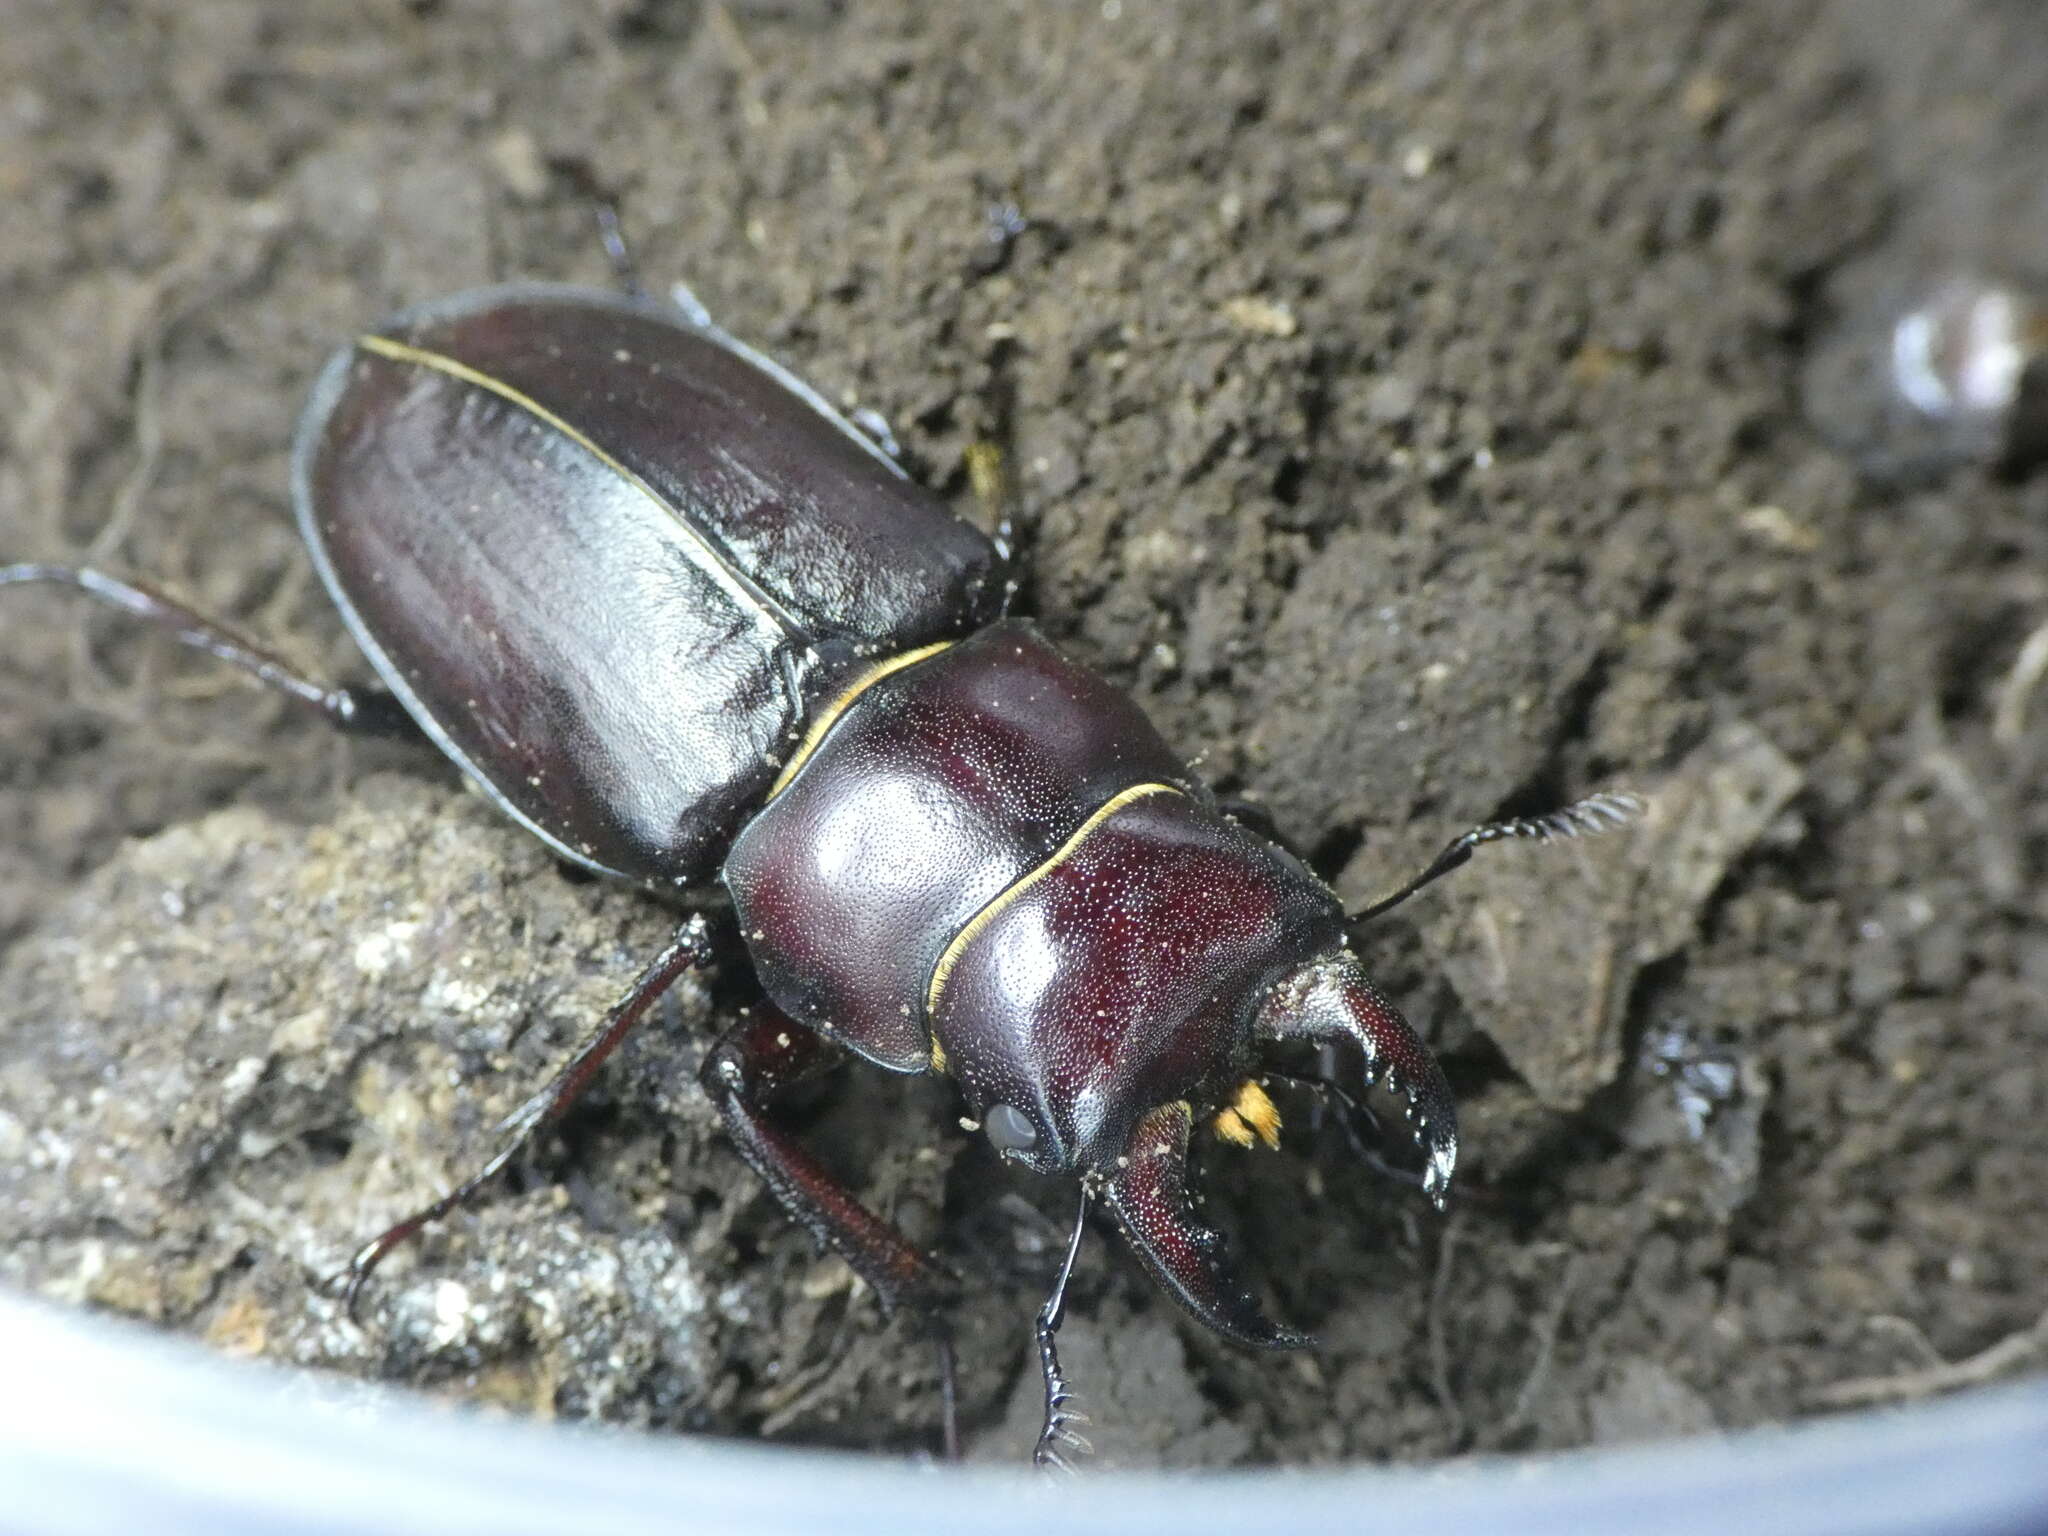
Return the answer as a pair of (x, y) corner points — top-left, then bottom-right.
(330, 1238), (386, 1327)
(1034, 1392), (1094, 1472)
(1036, 1445), (1080, 1476)
(1034, 1388), (1094, 1472)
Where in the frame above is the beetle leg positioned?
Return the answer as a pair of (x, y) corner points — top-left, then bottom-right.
(700, 1011), (958, 1314)
(699, 1010), (961, 1456)
(1347, 789), (1642, 923)
(336, 916), (713, 1317)
(1031, 1185), (1095, 1473)
(0, 564), (417, 738)
(544, 156), (646, 301)
(1104, 1100), (1311, 1351)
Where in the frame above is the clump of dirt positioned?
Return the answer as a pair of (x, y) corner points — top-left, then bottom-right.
(2, 0), (2044, 1469)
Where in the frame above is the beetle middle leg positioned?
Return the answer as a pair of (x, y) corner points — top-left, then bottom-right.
(337, 916), (715, 1316)
(699, 1010), (961, 1456)
(0, 564), (417, 738)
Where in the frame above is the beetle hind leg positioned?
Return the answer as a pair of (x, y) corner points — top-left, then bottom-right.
(699, 1009), (961, 1456)
(0, 564), (417, 738)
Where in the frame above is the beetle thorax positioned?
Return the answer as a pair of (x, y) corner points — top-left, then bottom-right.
(723, 622), (1349, 1174)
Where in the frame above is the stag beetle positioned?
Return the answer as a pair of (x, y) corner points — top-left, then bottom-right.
(1, 247), (1635, 1466)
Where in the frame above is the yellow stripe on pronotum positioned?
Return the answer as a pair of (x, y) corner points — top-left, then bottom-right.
(924, 782), (1183, 1018)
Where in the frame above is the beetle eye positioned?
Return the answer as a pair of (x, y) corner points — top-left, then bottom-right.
(985, 1103), (1039, 1154)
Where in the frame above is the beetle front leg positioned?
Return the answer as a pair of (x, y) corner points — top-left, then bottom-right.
(1032, 1186), (1095, 1473)
(699, 1011), (961, 1455)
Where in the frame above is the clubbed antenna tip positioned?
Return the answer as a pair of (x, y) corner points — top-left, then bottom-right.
(1349, 787), (1645, 924)
(1478, 788), (1645, 848)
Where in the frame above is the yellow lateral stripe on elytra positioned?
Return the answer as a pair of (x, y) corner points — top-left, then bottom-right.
(925, 782), (1182, 1017)
(353, 333), (784, 640)
(766, 640), (955, 800)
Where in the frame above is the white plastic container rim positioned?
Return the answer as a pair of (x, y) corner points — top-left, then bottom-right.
(1, 1289), (2043, 1536)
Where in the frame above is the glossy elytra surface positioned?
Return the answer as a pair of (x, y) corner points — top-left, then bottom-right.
(293, 284), (1003, 886)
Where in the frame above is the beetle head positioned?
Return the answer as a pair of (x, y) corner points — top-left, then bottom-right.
(925, 789), (1456, 1351)
(1097, 945), (1456, 1350)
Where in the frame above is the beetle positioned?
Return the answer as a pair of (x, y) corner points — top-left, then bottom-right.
(1, 261), (1635, 1466)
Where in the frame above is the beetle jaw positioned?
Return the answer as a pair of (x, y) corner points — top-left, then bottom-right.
(1252, 948), (1459, 1208)
(1101, 1099), (1311, 1351)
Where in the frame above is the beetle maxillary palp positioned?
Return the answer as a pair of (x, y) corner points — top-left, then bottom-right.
(1212, 1078), (1282, 1148)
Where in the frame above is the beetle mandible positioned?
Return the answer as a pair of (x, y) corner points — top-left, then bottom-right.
(1, 254), (1636, 1467)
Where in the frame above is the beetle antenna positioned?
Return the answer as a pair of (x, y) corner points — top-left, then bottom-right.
(546, 155), (646, 301)
(1032, 1185), (1096, 1473)
(1347, 789), (1642, 924)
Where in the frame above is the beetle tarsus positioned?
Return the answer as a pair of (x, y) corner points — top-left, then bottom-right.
(1032, 1186), (1094, 1472)
(593, 201), (645, 302)
(1037, 1377), (1094, 1472)
(336, 1231), (407, 1325)
(932, 1327), (962, 1462)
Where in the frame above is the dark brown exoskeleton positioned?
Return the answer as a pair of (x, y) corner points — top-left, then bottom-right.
(2, 274), (1635, 1466)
